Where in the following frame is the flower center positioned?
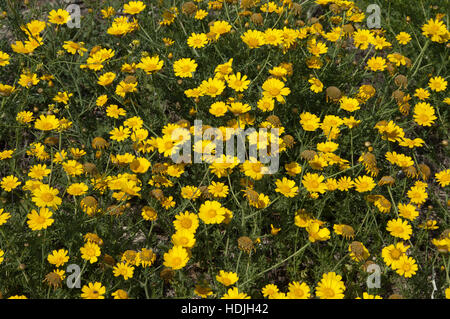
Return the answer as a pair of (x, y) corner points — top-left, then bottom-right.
(41, 193), (54, 203)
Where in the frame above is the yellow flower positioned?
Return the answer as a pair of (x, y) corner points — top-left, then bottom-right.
(386, 218), (412, 240)
(48, 9), (70, 25)
(225, 72), (250, 92)
(81, 282), (105, 299)
(315, 272), (346, 299)
(413, 102), (437, 126)
(171, 229), (196, 248)
(216, 270), (239, 286)
(187, 32), (208, 48)
(173, 211), (199, 233)
(241, 29), (265, 49)
(0, 51), (10, 66)
(367, 56), (387, 72)
(428, 76), (447, 92)
(1, 175), (21, 192)
(163, 245), (189, 270)
(395, 255), (418, 278)
(123, 1), (146, 15)
(275, 177), (298, 197)
(80, 242), (101, 263)
(262, 78), (290, 102)
(27, 208), (54, 231)
(287, 281), (311, 299)
(113, 262), (135, 280)
(221, 287), (250, 299)
(137, 56), (164, 74)
(173, 58), (197, 78)
(47, 249), (69, 267)
(67, 183), (89, 196)
(198, 201), (226, 224)
(396, 32), (411, 45)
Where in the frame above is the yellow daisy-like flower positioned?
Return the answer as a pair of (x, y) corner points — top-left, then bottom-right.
(187, 32), (208, 49)
(112, 289), (129, 299)
(435, 169), (450, 187)
(47, 249), (69, 267)
(386, 218), (412, 240)
(428, 76), (447, 92)
(302, 173), (327, 194)
(113, 262), (135, 280)
(1, 175), (21, 192)
(80, 241), (101, 264)
(353, 175), (376, 192)
(367, 56), (387, 72)
(262, 78), (290, 102)
(413, 102), (437, 126)
(274, 177), (298, 198)
(287, 281), (311, 299)
(315, 272), (346, 299)
(241, 29), (265, 49)
(27, 208), (54, 231)
(395, 255), (418, 278)
(123, 1), (146, 15)
(81, 282), (106, 299)
(48, 9), (70, 25)
(261, 284), (279, 298)
(396, 32), (411, 45)
(34, 114), (60, 131)
(216, 270), (239, 286)
(173, 58), (197, 78)
(198, 200), (226, 224)
(137, 56), (164, 75)
(173, 211), (199, 233)
(67, 183), (89, 196)
(0, 51), (10, 67)
(225, 72), (250, 92)
(172, 229), (196, 248)
(0, 208), (11, 226)
(221, 287), (250, 299)
(163, 245), (189, 270)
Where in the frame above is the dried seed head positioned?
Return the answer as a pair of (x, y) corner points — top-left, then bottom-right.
(418, 163), (431, 181)
(150, 189), (165, 201)
(124, 75), (137, 84)
(403, 166), (418, 179)
(43, 272), (62, 290)
(83, 163), (98, 176)
(91, 137), (109, 149)
(340, 225), (355, 239)
(291, 3), (302, 16)
(160, 267), (175, 283)
(266, 115), (281, 127)
(392, 90), (405, 102)
(378, 176), (395, 186)
(237, 236), (254, 254)
(326, 86), (342, 102)
(44, 136), (59, 146)
(301, 150), (317, 161)
(342, 23), (355, 34)
(282, 135), (295, 149)
(182, 1), (197, 15)
(243, 188), (259, 203)
(250, 13), (263, 25)
(394, 75), (408, 88)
